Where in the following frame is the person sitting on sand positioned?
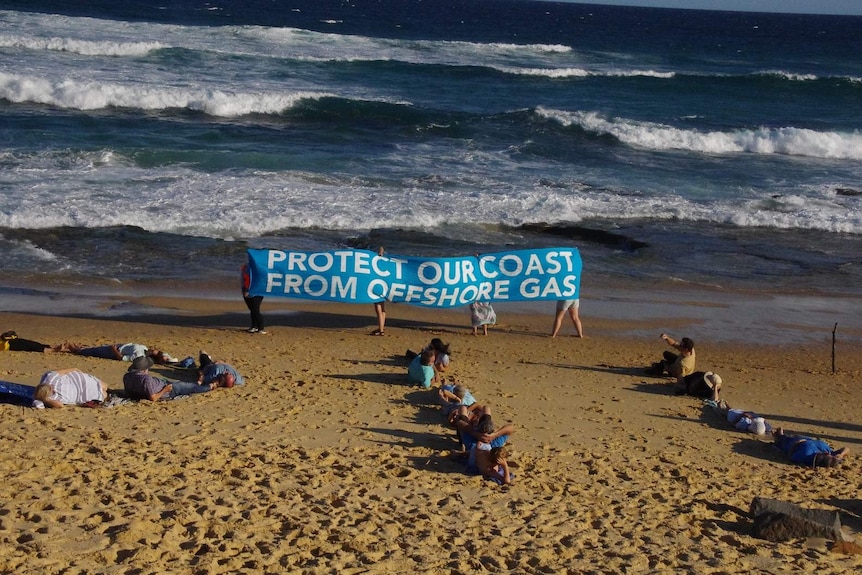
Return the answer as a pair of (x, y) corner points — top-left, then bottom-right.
(464, 415), (516, 484)
(124, 356), (215, 401)
(772, 428), (849, 468)
(197, 351), (244, 388)
(647, 333), (695, 384)
(32, 368), (108, 408)
(675, 371), (722, 400)
(407, 348), (436, 389)
(708, 399), (771, 435)
(474, 445), (514, 486)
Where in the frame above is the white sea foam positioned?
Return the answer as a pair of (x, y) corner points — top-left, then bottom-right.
(758, 70), (819, 82)
(1, 150), (859, 237)
(0, 72), (336, 115)
(494, 66), (675, 78)
(0, 236), (60, 262)
(753, 71), (862, 84)
(5, 8), (862, 90)
(536, 107), (862, 160)
(0, 9), (591, 78)
(0, 34), (164, 57)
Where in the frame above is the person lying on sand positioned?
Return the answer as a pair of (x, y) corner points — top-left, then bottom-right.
(197, 351), (244, 388)
(675, 371), (722, 401)
(65, 342), (175, 364)
(124, 356), (215, 401)
(473, 445), (514, 486)
(32, 368), (107, 408)
(772, 428), (849, 468)
(2, 330), (62, 353)
(706, 399), (771, 435)
(452, 407), (515, 453)
(439, 382), (476, 412)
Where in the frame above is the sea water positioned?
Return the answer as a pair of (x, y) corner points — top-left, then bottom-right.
(1, 0), (861, 340)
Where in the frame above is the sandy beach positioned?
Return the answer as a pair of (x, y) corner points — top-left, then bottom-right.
(1, 296), (861, 574)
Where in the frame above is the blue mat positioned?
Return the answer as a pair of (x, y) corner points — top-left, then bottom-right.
(0, 381), (36, 406)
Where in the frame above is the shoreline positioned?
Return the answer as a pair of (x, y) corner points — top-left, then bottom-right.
(3, 274), (861, 345)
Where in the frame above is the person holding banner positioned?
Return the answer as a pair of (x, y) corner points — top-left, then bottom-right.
(241, 263), (266, 334)
(470, 301), (496, 336)
(245, 246), (582, 312)
(551, 299), (584, 338)
(371, 246), (387, 336)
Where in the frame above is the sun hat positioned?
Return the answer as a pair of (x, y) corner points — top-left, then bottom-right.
(704, 372), (723, 388)
(748, 417), (767, 435)
(128, 355), (154, 372)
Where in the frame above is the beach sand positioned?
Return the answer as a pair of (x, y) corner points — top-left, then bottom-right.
(1, 298), (861, 574)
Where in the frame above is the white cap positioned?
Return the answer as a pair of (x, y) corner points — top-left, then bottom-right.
(749, 417), (767, 435)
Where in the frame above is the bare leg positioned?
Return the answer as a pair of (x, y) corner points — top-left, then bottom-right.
(373, 302), (386, 334)
(551, 309), (566, 337)
(568, 307), (584, 338)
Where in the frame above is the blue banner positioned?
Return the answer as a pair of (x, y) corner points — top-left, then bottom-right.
(246, 248), (581, 308)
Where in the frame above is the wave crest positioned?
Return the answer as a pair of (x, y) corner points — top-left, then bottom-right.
(0, 34), (164, 57)
(497, 66), (674, 78)
(537, 107), (862, 160)
(0, 72), (334, 116)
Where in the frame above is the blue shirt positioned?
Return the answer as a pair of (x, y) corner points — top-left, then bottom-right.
(407, 355), (434, 388)
(201, 363), (244, 385)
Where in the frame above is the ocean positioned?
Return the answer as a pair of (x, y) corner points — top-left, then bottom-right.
(2, 0), (861, 340)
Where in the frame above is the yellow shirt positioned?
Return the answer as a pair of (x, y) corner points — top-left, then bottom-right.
(670, 349), (696, 377)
